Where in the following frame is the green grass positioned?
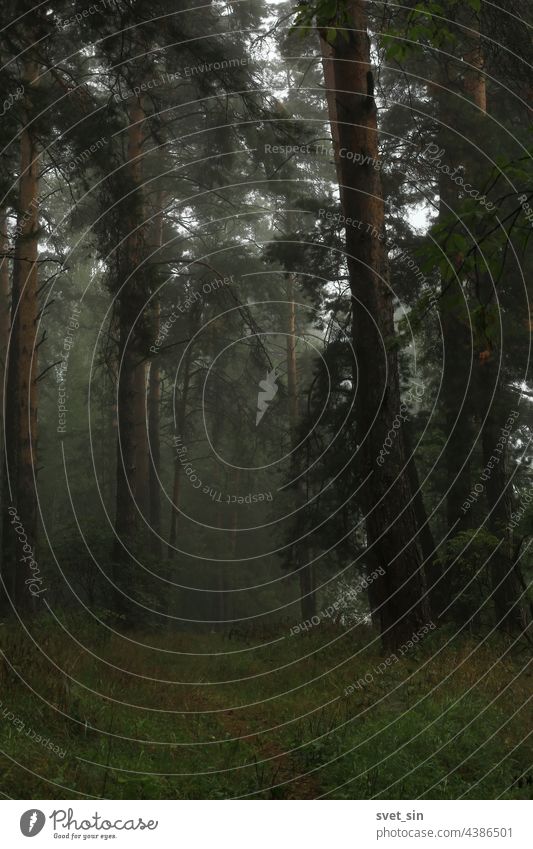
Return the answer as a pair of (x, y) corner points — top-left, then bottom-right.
(0, 619), (531, 799)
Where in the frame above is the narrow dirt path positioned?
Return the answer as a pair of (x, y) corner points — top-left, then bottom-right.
(187, 691), (322, 799)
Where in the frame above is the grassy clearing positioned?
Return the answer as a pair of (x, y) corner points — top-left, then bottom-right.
(0, 620), (531, 799)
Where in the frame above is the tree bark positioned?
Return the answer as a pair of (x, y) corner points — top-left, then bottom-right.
(462, 20), (527, 634)
(0, 209), (10, 472)
(147, 193), (165, 558)
(403, 421), (440, 595)
(112, 95), (148, 615)
(0, 210), (9, 412)
(319, 37), (344, 199)
(437, 83), (474, 536)
(2, 60), (40, 614)
(437, 10), (485, 537)
(463, 23), (487, 113)
(168, 338), (194, 558)
(286, 277), (299, 442)
(0, 211), (10, 610)
(479, 366), (529, 634)
(148, 324), (161, 555)
(134, 362), (150, 520)
(319, 1), (431, 649)
(286, 276), (317, 621)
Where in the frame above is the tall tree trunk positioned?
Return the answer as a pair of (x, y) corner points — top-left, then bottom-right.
(429, 32), (484, 618)
(466, 42), (528, 633)
(214, 500), (227, 632)
(319, 38), (344, 197)
(286, 278), (299, 442)
(134, 362), (150, 521)
(320, 1), (431, 650)
(168, 339), (194, 558)
(147, 328), (161, 554)
(463, 24), (487, 113)
(2, 60), (40, 614)
(131, 101), (150, 526)
(211, 388), (226, 632)
(0, 209), (10, 464)
(298, 542), (317, 622)
(286, 276), (316, 620)
(478, 366), (529, 634)
(147, 194), (164, 558)
(463, 22), (527, 634)
(0, 211), (10, 609)
(437, 92), (474, 537)
(438, 10), (485, 540)
(112, 96), (147, 616)
(0, 210), (9, 409)
(403, 421), (440, 595)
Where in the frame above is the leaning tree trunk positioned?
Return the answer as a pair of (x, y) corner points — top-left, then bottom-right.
(2, 60), (40, 615)
(319, 1), (431, 649)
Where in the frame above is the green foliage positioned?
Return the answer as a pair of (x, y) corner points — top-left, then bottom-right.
(381, 0), (486, 61)
(292, 0), (350, 41)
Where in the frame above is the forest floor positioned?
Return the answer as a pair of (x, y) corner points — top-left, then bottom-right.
(0, 620), (531, 799)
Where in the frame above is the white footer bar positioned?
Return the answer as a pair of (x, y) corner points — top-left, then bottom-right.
(3, 800), (531, 848)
